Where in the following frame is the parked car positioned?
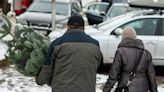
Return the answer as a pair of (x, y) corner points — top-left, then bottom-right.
(84, 2), (109, 25)
(48, 9), (164, 66)
(16, 0), (88, 35)
(85, 2), (139, 25)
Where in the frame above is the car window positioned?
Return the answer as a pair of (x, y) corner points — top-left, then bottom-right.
(120, 18), (158, 35)
(56, 2), (70, 15)
(94, 4), (108, 13)
(107, 6), (130, 19)
(87, 4), (96, 11)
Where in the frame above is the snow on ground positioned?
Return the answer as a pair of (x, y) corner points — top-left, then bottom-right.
(0, 41), (8, 61)
(0, 65), (51, 92)
(0, 65), (103, 92)
(158, 85), (164, 92)
(0, 65), (164, 92)
(0, 40), (164, 92)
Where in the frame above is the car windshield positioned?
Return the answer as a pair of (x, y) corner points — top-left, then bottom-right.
(97, 14), (128, 31)
(107, 6), (131, 19)
(27, 1), (69, 15)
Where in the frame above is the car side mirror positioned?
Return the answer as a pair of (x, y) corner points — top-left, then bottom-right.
(114, 28), (123, 36)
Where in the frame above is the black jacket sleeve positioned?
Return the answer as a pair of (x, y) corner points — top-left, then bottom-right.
(97, 52), (104, 73)
(103, 49), (122, 92)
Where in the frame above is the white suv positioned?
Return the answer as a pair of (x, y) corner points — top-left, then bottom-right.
(49, 10), (164, 66)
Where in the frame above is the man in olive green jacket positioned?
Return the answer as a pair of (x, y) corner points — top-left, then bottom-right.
(36, 15), (103, 92)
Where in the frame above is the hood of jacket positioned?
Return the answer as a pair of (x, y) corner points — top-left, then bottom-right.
(118, 38), (144, 50)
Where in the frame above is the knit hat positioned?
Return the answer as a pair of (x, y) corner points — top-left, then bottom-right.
(122, 26), (137, 40)
(67, 15), (84, 27)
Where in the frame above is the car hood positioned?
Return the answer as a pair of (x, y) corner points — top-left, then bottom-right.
(18, 12), (69, 24)
(48, 26), (103, 41)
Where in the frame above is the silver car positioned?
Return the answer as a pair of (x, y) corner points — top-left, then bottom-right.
(49, 9), (164, 66)
(17, 0), (87, 35)
(84, 2), (138, 25)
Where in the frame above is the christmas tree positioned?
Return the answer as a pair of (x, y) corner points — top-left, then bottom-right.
(6, 27), (50, 76)
(0, 14), (51, 76)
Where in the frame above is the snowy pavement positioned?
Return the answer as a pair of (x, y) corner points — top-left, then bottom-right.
(0, 65), (51, 92)
(0, 65), (164, 92)
(0, 39), (164, 92)
(0, 41), (8, 61)
(0, 65), (102, 92)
